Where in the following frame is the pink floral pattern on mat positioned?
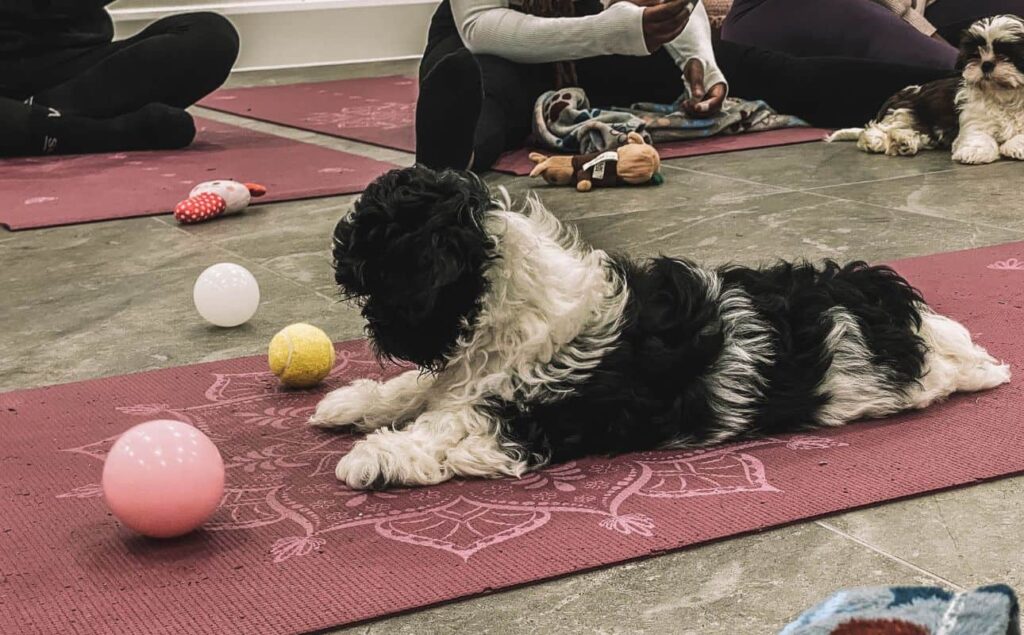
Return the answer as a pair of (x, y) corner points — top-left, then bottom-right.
(58, 347), (846, 563)
(988, 258), (1024, 270)
(5, 242), (1021, 634)
(306, 101), (414, 131)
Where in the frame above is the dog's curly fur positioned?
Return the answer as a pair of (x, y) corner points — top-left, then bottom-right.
(312, 166), (1010, 490)
(332, 168), (495, 371)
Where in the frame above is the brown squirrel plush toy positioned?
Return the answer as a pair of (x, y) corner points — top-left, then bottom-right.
(529, 132), (662, 192)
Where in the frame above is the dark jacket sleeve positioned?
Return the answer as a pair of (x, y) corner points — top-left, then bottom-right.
(0, 0), (115, 18)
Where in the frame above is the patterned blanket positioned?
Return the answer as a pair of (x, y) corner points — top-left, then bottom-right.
(531, 86), (808, 155)
(780, 585), (1020, 635)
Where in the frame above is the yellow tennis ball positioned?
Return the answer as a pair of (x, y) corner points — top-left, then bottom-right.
(268, 323), (336, 388)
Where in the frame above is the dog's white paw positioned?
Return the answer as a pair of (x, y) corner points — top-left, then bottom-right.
(857, 127), (890, 155)
(309, 379), (381, 429)
(888, 129), (921, 157)
(999, 135), (1024, 160)
(335, 433), (449, 489)
(953, 139), (1000, 164)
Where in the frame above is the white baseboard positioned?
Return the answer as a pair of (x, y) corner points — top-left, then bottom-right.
(232, 53), (422, 73)
(112, 0), (439, 71)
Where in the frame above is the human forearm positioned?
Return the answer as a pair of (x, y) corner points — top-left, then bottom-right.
(662, 1), (728, 94)
(452, 0), (649, 63)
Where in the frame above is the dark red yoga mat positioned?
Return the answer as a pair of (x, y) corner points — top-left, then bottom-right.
(199, 77), (828, 175)
(2, 243), (1022, 634)
(492, 127), (832, 176)
(0, 118), (398, 231)
(200, 76), (418, 152)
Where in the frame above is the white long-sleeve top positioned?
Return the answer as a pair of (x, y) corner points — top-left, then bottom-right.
(451, 0), (728, 97)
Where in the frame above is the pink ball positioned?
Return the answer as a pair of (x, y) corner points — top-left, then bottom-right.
(102, 420), (225, 539)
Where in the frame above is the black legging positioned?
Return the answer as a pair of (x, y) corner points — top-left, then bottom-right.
(417, 0), (954, 171)
(0, 11), (238, 116)
(723, 0), (1024, 70)
(0, 12), (238, 157)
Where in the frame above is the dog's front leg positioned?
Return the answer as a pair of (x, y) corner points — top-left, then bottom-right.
(335, 406), (529, 489)
(310, 369), (433, 431)
(999, 134), (1024, 160)
(952, 128), (1000, 164)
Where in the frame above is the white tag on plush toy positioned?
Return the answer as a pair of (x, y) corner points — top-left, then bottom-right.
(583, 152), (618, 173)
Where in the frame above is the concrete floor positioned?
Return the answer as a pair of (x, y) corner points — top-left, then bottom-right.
(3, 61), (1024, 634)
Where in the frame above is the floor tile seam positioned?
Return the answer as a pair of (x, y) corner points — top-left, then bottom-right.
(801, 167), (961, 192)
(659, 163), (799, 194)
(800, 191), (1024, 235)
(190, 106), (416, 161)
(149, 216), (343, 305)
(815, 520), (967, 591)
(661, 160), (965, 194)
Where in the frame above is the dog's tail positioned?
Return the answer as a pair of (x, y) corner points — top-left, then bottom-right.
(825, 128), (865, 143)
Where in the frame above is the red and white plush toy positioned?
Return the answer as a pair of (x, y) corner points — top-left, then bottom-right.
(174, 180), (267, 224)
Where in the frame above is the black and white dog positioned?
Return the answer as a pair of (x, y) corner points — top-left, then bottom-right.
(311, 166), (1010, 490)
(828, 15), (1024, 164)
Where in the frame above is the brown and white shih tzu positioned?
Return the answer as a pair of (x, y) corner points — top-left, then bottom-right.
(828, 15), (1024, 164)
(310, 166), (1010, 490)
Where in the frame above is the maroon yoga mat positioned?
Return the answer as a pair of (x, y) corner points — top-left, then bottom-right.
(492, 127), (832, 176)
(2, 243), (1022, 634)
(200, 76), (418, 152)
(199, 77), (828, 174)
(0, 118), (398, 231)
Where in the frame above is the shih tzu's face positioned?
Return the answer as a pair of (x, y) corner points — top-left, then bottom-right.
(958, 15), (1024, 90)
(331, 166), (496, 370)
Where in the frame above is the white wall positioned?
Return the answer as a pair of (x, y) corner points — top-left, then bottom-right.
(110, 0), (440, 71)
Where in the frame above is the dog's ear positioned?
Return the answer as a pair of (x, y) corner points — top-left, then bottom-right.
(956, 29), (983, 71)
(955, 47), (972, 72)
(332, 166), (496, 369)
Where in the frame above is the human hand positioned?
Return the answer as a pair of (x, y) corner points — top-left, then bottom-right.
(680, 57), (726, 116)
(640, 0), (695, 54)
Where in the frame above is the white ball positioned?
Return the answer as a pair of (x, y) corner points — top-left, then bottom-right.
(193, 263), (260, 327)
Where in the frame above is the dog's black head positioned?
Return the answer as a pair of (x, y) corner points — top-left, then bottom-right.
(957, 15), (1024, 89)
(332, 165), (496, 370)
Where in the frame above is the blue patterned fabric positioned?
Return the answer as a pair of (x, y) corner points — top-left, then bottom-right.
(530, 86), (808, 154)
(780, 585), (1020, 635)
